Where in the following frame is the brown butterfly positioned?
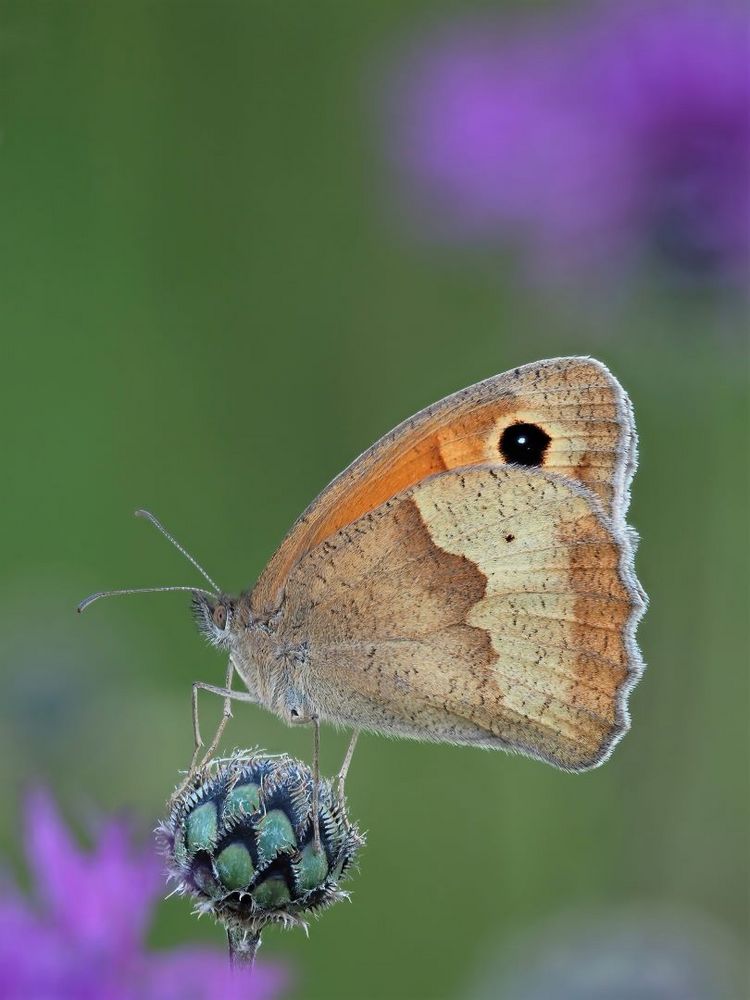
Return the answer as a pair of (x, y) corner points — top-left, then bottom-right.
(80, 357), (645, 817)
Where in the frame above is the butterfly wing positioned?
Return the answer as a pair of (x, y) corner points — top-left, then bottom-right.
(252, 356), (636, 616)
(278, 465), (644, 771)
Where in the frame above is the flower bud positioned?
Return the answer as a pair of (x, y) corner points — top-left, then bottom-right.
(159, 750), (363, 948)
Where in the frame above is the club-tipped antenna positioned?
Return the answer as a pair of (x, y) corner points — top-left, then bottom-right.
(134, 508), (221, 592)
(77, 585), (217, 614)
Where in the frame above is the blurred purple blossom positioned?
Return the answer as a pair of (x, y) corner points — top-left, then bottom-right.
(0, 790), (286, 1000)
(386, 1), (750, 289)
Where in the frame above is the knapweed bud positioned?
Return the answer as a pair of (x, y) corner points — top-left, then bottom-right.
(158, 750), (363, 961)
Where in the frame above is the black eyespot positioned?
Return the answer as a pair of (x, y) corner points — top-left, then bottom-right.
(499, 422), (551, 466)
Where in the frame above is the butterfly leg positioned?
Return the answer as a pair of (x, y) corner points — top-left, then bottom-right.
(171, 663), (256, 804)
(311, 715), (321, 853)
(337, 729), (360, 804)
(194, 661), (238, 773)
(289, 712), (322, 853)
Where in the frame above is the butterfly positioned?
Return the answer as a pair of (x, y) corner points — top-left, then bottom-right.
(80, 356), (645, 810)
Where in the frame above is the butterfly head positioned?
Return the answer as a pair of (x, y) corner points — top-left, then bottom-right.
(192, 591), (236, 648)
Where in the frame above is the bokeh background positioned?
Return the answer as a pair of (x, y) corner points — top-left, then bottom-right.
(0, 2), (747, 998)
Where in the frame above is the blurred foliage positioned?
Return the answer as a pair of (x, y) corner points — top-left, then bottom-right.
(0, 3), (747, 999)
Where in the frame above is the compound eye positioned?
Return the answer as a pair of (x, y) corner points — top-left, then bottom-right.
(212, 604), (227, 629)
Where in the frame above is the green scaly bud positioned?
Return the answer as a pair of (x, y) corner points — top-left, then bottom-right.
(158, 749), (363, 964)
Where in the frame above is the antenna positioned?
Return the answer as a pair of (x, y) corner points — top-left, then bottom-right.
(77, 586), (216, 614)
(76, 510), (222, 614)
(135, 509), (220, 592)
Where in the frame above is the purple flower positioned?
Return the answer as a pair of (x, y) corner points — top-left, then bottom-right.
(386, 1), (750, 289)
(0, 790), (286, 999)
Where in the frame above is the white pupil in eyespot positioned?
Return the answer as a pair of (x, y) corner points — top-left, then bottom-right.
(517, 436), (527, 445)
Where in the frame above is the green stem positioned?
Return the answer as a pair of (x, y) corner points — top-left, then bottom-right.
(227, 924), (262, 971)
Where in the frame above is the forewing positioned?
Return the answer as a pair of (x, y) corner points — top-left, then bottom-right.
(252, 357), (636, 615)
(282, 465), (645, 771)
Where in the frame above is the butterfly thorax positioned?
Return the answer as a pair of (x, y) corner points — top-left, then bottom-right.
(230, 593), (317, 726)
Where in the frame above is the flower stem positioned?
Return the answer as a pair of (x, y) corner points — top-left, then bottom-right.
(227, 925), (262, 971)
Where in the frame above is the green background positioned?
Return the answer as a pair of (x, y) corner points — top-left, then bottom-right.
(0, 3), (747, 998)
